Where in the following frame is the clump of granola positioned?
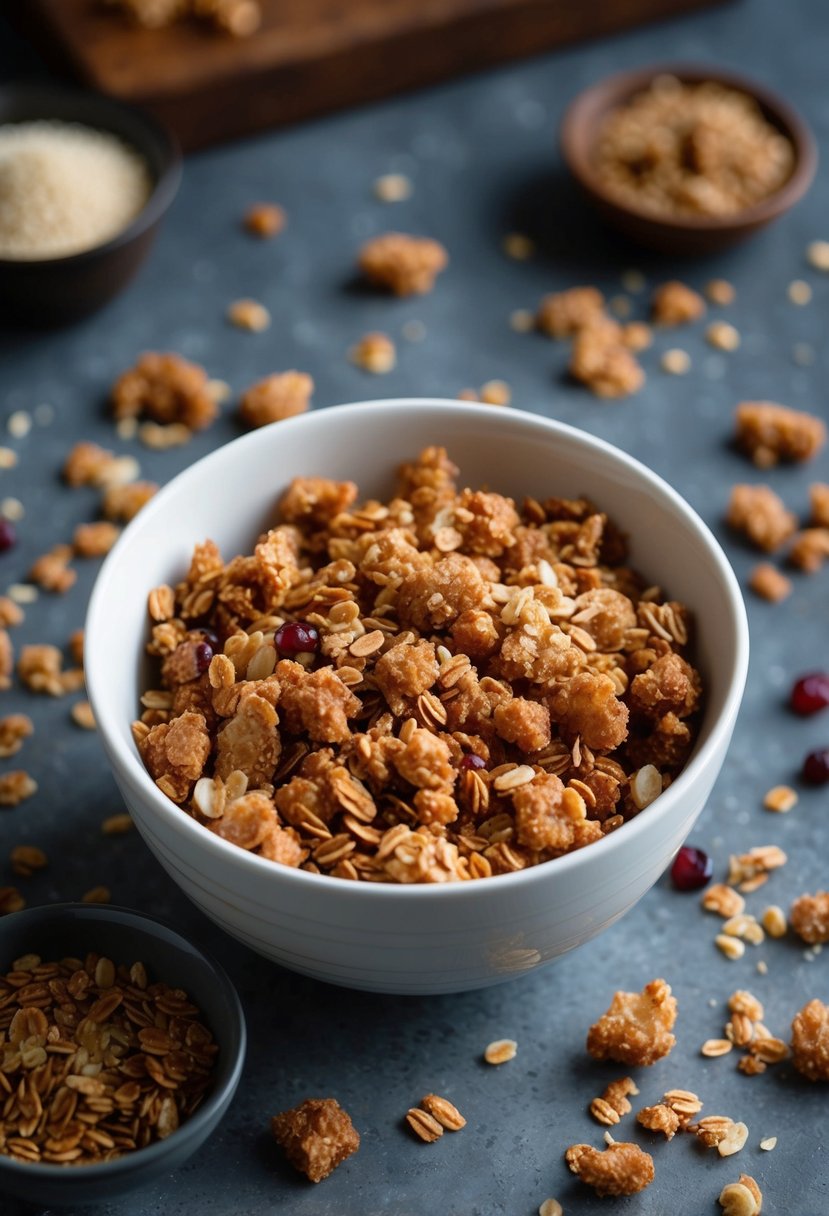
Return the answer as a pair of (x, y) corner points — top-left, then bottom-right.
(238, 372), (313, 429)
(565, 1141), (654, 1196)
(537, 287), (605, 338)
(111, 353), (218, 433)
(790, 998), (829, 1081)
(789, 528), (829, 573)
(243, 202), (286, 238)
(636, 1102), (680, 1139)
(790, 891), (829, 943)
(569, 323), (645, 398)
(734, 401), (826, 467)
(586, 978), (677, 1065)
(726, 485), (797, 552)
(271, 1097), (360, 1182)
(358, 233), (448, 295)
(651, 281), (706, 326)
(749, 563), (791, 603)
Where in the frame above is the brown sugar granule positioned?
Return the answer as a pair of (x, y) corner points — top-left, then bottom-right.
(536, 287), (605, 338)
(0, 770), (38, 806)
(791, 998), (829, 1081)
(726, 485), (797, 552)
(789, 528), (829, 573)
(103, 480), (159, 522)
(243, 202), (286, 238)
(636, 1102), (680, 1140)
(29, 544), (76, 594)
(651, 281), (706, 326)
(749, 563), (791, 603)
(112, 353), (218, 431)
(565, 1141), (654, 1196)
(73, 521), (121, 558)
(809, 482), (829, 527)
(586, 978), (677, 1066)
(569, 324), (645, 398)
(735, 401), (826, 467)
(0, 713), (33, 757)
(790, 891), (829, 944)
(349, 333), (396, 374)
(271, 1098), (360, 1182)
(238, 371), (314, 429)
(358, 232), (448, 296)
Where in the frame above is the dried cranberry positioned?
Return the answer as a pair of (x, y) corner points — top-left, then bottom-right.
(275, 621), (319, 657)
(802, 748), (829, 785)
(198, 628), (220, 650)
(790, 672), (829, 716)
(194, 642), (213, 673)
(459, 754), (487, 771)
(670, 845), (713, 891)
(0, 519), (16, 552)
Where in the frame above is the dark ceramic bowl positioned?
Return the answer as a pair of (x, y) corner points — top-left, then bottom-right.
(0, 903), (245, 1206)
(0, 84), (181, 325)
(560, 64), (817, 255)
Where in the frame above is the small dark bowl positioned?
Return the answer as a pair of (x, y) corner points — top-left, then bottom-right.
(560, 64), (817, 255)
(0, 84), (181, 325)
(0, 903), (245, 1207)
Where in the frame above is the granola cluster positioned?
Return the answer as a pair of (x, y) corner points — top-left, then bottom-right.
(238, 372), (314, 429)
(134, 448), (703, 883)
(536, 289), (647, 398)
(789, 890), (829, 944)
(271, 1097), (359, 1182)
(593, 75), (795, 219)
(111, 353), (219, 435)
(104, 0), (262, 37)
(734, 401), (826, 467)
(790, 998), (829, 1082)
(586, 978), (678, 1065)
(358, 233), (448, 296)
(565, 1141), (654, 1196)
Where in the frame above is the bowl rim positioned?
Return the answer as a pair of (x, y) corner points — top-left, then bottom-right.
(86, 399), (750, 901)
(560, 61), (818, 233)
(0, 82), (182, 269)
(0, 901), (246, 1182)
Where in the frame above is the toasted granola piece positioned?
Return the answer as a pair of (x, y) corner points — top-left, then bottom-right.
(227, 298), (270, 332)
(565, 1141), (654, 1196)
(138, 711), (211, 802)
(0, 596), (24, 628)
(358, 233), (448, 296)
(790, 891), (829, 944)
(549, 671), (629, 751)
(0, 630), (12, 691)
(373, 640), (439, 716)
(592, 1076), (639, 1124)
(413, 789), (459, 827)
(243, 202), (286, 238)
(789, 528), (829, 573)
(637, 1103), (680, 1140)
(735, 401), (826, 467)
(571, 588), (636, 652)
(209, 791), (277, 850)
(63, 441), (120, 487)
(570, 324), (645, 398)
(17, 644), (83, 696)
(536, 287), (605, 338)
(396, 553), (486, 632)
(393, 728), (454, 792)
(0, 771), (38, 806)
(511, 773), (586, 851)
(791, 998), (829, 1081)
(286, 667), (361, 745)
(494, 698), (551, 753)
(455, 489), (520, 557)
(349, 332), (396, 374)
(749, 562), (791, 602)
(238, 371), (313, 429)
(73, 521), (121, 558)
(29, 544), (75, 594)
(810, 482), (829, 527)
(726, 484), (797, 552)
(278, 477), (358, 527)
(629, 652), (702, 719)
(111, 352), (217, 431)
(102, 480), (159, 522)
(215, 693), (280, 785)
(451, 608), (501, 660)
(651, 280), (706, 326)
(0, 713), (33, 758)
(586, 978), (677, 1065)
(271, 1097), (360, 1182)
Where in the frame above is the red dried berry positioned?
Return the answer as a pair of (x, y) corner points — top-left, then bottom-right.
(459, 754), (486, 771)
(194, 642), (213, 673)
(275, 621), (319, 657)
(0, 519), (16, 552)
(791, 673), (829, 716)
(670, 845), (713, 891)
(803, 748), (829, 785)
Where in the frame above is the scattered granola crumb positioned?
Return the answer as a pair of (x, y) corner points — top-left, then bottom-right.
(806, 239), (829, 271)
(621, 269), (646, 293)
(586, 978), (676, 1066)
(716, 934), (746, 960)
(406, 1107), (443, 1142)
(18, 643), (83, 696)
(660, 348), (691, 375)
(112, 353), (217, 431)
(621, 321), (653, 351)
(719, 1175), (762, 1216)
(571, 324), (645, 397)
(0, 497), (24, 522)
(608, 294), (631, 318)
(73, 521), (121, 558)
(538, 1201), (563, 1216)
(760, 905), (786, 938)
(271, 1098), (360, 1182)
(727, 484), (796, 552)
(349, 332), (396, 374)
(706, 279), (736, 305)
(359, 232), (448, 295)
(29, 544), (76, 594)
(537, 287), (605, 338)
(81, 885), (111, 904)
(510, 308), (535, 333)
(636, 1102), (680, 1139)
(0, 770), (38, 806)
(789, 528), (829, 573)
(702, 1038), (734, 1057)
(7, 410), (31, 439)
(484, 1039), (517, 1065)
(0, 886), (25, 914)
(373, 173), (413, 202)
(10, 843), (47, 876)
(238, 371), (314, 428)
(502, 232), (535, 260)
(589, 1076), (639, 1126)
(790, 891), (829, 944)
(734, 401), (826, 466)
(480, 380), (512, 407)
(565, 1141), (654, 1196)
(756, 960), (768, 975)
(749, 563), (791, 603)
(791, 998), (829, 1081)
(652, 281), (705, 326)
(102, 812), (134, 835)
(103, 480), (158, 522)
(810, 482), (829, 527)
(763, 784), (797, 812)
(0, 446), (17, 469)
(0, 713), (33, 757)
(6, 584), (37, 605)
(138, 421), (192, 449)
(706, 321), (740, 351)
(243, 202), (286, 238)
(0, 597), (24, 628)
(71, 700), (97, 730)
(759, 1136), (777, 1151)
(227, 298), (270, 332)
(788, 279), (812, 306)
(420, 1093), (466, 1131)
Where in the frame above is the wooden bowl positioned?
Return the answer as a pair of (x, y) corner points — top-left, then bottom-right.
(560, 64), (817, 255)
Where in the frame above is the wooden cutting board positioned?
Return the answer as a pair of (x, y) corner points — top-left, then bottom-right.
(21, 0), (729, 150)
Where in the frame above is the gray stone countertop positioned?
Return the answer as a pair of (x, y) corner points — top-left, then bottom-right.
(0, 0), (827, 1211)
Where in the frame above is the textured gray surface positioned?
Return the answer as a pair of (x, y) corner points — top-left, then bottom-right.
(0, 0), (828, 1211)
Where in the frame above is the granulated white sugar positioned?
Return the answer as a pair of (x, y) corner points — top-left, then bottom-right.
(0, 121), (151, 260)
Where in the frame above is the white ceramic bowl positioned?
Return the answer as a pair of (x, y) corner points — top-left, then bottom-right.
(86, 400), (749, 995)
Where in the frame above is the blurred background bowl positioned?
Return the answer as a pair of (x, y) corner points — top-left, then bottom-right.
(0, 84), (181, 326)
(560, 63), (817, 255)
(0, 902), (245, 1207)
(86, 400), (749, 996)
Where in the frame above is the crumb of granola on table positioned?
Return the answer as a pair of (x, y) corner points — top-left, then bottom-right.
(791, 998), (829, 1081)
(69, 628), (85, 667)
(243, 202), (285, 237)
(810, 483), (829, 527)
(719, 1175), (763, 1216)
(484, 1039), (517, 1064)
(480, 379), (512, 406)
(660, 348), (691, 375)
(0, 630), (12, 690)
(636, 1102), (680, 1139)
(82, 884), (111, 903)
(238, 371), (314, 428)
(271, 1098), (360, 1182)
(0, 596), (24, 628)
(71, 700), (96, 730)
(0, 713), (33, 757)
(622, 321), (653, 351)
(139, 421), (192, 449)
(586, 978), (677, 1065)
(349, 333), (396, 374)
(18, 643), (84, 697)
(10, 843), (47, 876)
(790, 892), (829, 943)
(702, 883), (745, 917)
(502, 232), (535, 260)
(102, 812), (134, 835)
(0, 770), (37, 806)
(565, 1141), (654, 1196)
(749, 563), (791, 602)
(706, 278), (736, 305)
(0, 886), (25, 914)
(29, 544), (75, 594)
(227, 298), (270, 332)
(651, 281), (706, 326)
(707, 321), (740, 351)
(73, 521), (121, 558)
(726, 484), (796, 552)
(112, 353), (218, 431)
(734, 401), (826, 467)
(103, 480), (158, 522)
(789, 528), (829, 573)
(807, 239), (829, 270)
(589, 1076), (639, 1125)
(570, 324), (645, 397)
(763, 784), (797, 812)
(420, 1093), (466, 1130)
(536, 287), (605, 338)
(374, 173), (413, 202)
(788, 279), (812, 305)
(406, 1107), (444, 1142)
(358, 232), (448, 295)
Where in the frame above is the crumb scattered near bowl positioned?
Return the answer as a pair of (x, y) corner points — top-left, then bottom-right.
(271, 1098), (359, 1182)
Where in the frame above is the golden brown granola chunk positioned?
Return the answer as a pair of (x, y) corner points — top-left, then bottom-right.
(139, 711), (212, 802)
(565, 1141), (654, 1196)
(749, 562), (791, 602)
(0, 630), (13, 691)
(397, 553), (486, 632)
(651, 281), (706, 326)
(735, 401), (826, 467)
(278, 477), (358, 527)
(726, 484), (797, 552)
(810, 482), (829, 527)
(373, 640), (439, 716)
(0, 713), (33, 758)
(0, 597), (23, 629)
(393, 728), (454, 791)
(238, 371), (313, 429)
(349, 332), (396, 374)
(215, 694), (280, 785)
(572, 588), (636, 652)
(111, 352), (217, 431)
(271, 1097), (360, 1182)
(63, 441), (121, 487)
(102, 480), (159, 522)
(791, 998), (829, 1081)
(629, 653), (702, 719)
(29, 545), (76, 594)
(548, 671), (629, 751)
(359, 233), (448, 296)
(244, 202), (286, 238)
(637, 1103), (680, 1140)
(512, 774), (583, 851)
(536, 287), (605, 338)
(0, 771), (38, 806)
(494, 698), (551, 753)
(587, 978), (677, 1065)
(209, 791), (277, 850)
(789, 528), (829, 573)
(569, 324), (645, 398)
(456, 490), (520, 557)
(790, 891), (829, 944)
(73, 521), (121, 558)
